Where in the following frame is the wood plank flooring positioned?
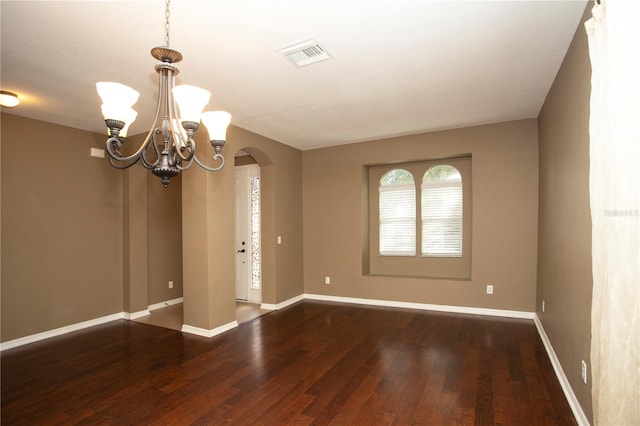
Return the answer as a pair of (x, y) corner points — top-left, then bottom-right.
(131, 302), (270, 331)
(1, 301), (577, 425)
(131, 303), (184, 331)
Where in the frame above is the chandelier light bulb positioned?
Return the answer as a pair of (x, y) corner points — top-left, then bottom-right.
(118, 109), (139, 138)
(201, 111), (232, 141)
(172, 85), (211, 123)
(100, 104), (138, 128)
(96, 82), (140, 109)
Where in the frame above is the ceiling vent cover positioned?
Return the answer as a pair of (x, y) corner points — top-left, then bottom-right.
(278, 39), (331, 67)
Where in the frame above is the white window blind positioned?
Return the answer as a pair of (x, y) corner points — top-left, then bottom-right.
(379, 170), (416, 256)
(421, 167), (463, 257)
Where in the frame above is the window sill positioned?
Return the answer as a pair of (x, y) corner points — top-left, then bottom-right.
(364, 272), (471, 281)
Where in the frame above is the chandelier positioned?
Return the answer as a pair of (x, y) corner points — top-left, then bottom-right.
(96, 0), (231, 187)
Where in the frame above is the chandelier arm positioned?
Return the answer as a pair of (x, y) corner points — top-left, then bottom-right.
(171, 126), (195, 162)
(176, 157), (194, 171)
(140, 64), (172, 169)
(104, 135), (150, 165)
(123, 125), (161, 167)
(140, 152), (156, 169)
(103, 73), (164, 166)
(169, 146), (181, 166)
(192, 152), (225, 172)
(174, 133), (195, 162)
(105, 137), (153, 163)
(107, 154), (140, 169)
(141, 150), (158, 169)
(104, 136), (124, 159)
(138, 128), (163, 167)
(175, 141), (194, 161)
(141, 131), (163, 169)
(167, 72), (195, 163)
(165, 69), (174, 127)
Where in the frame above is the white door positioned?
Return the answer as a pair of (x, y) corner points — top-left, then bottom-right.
(235, 164), (261, 302)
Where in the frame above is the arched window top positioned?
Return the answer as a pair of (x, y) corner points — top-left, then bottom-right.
(423, 165), (461, 183)
(380, 169), (414, 186)
(378, 168), (416, 256)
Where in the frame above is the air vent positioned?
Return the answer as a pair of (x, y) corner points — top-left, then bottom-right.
(278, 39), (331, 67)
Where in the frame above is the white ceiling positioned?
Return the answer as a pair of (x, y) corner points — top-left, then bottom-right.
(1, 0), (587, 151)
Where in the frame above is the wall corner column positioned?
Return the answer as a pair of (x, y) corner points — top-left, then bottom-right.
(123, 165), (149, 314)
(181, 160), (236, 332)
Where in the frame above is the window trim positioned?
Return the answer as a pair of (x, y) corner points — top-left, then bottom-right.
(367, 156), (472, 280)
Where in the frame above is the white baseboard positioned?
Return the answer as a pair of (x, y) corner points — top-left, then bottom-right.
(0, 312), (125, 352)
(123, 298), (184, 321)
(303, 293), (535, 319)
(534, 315), (590, 426)
(124, 309), (151, 320)
(261, 294), (305, 311)
(148, 297), (183, 311)
(181, 321), (239, 338)
(260, 303), (277, 310)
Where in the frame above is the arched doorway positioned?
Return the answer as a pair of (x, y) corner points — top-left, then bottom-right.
(234, 148), (274, 323)
(235, 162), (261, 303)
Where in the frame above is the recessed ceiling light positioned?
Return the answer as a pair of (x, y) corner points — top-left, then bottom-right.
(0, 91), (20, 107)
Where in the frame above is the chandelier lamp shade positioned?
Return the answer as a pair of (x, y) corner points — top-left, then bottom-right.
(96, 1), (231, 187)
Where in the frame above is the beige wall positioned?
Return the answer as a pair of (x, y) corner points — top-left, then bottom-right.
(537, 4), (593, 422)
(122, 164), (149, 313)
(303, 119), (539, 311)
(147, 173), (183, 305)
(230, 126), (304, 305)
(1, 114), (304, 340)
(180, 125), (304, 330)
(1, 113), (124, 342)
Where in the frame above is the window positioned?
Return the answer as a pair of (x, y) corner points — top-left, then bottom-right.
(379, 169), (415, 256)
(367, 156), (471, 280)
(421, 165), (462, 257)
(250, 175), (261, 290)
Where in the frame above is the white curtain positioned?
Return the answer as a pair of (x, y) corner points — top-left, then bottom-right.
(585, 1), (640, 425)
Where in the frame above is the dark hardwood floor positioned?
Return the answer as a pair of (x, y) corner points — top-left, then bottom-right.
(1, 301), (576, 425)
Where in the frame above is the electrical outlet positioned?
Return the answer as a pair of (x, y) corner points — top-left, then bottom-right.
(486, 284), (493, 294)
(325, 276), (331, 285)
(581, 360), (588, 384)
(169, 281), (174, 289)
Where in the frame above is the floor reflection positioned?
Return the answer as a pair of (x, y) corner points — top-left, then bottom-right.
(132, 301), (271, 331)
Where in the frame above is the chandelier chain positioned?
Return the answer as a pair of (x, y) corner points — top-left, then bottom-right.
(164, 0), (171, 47)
